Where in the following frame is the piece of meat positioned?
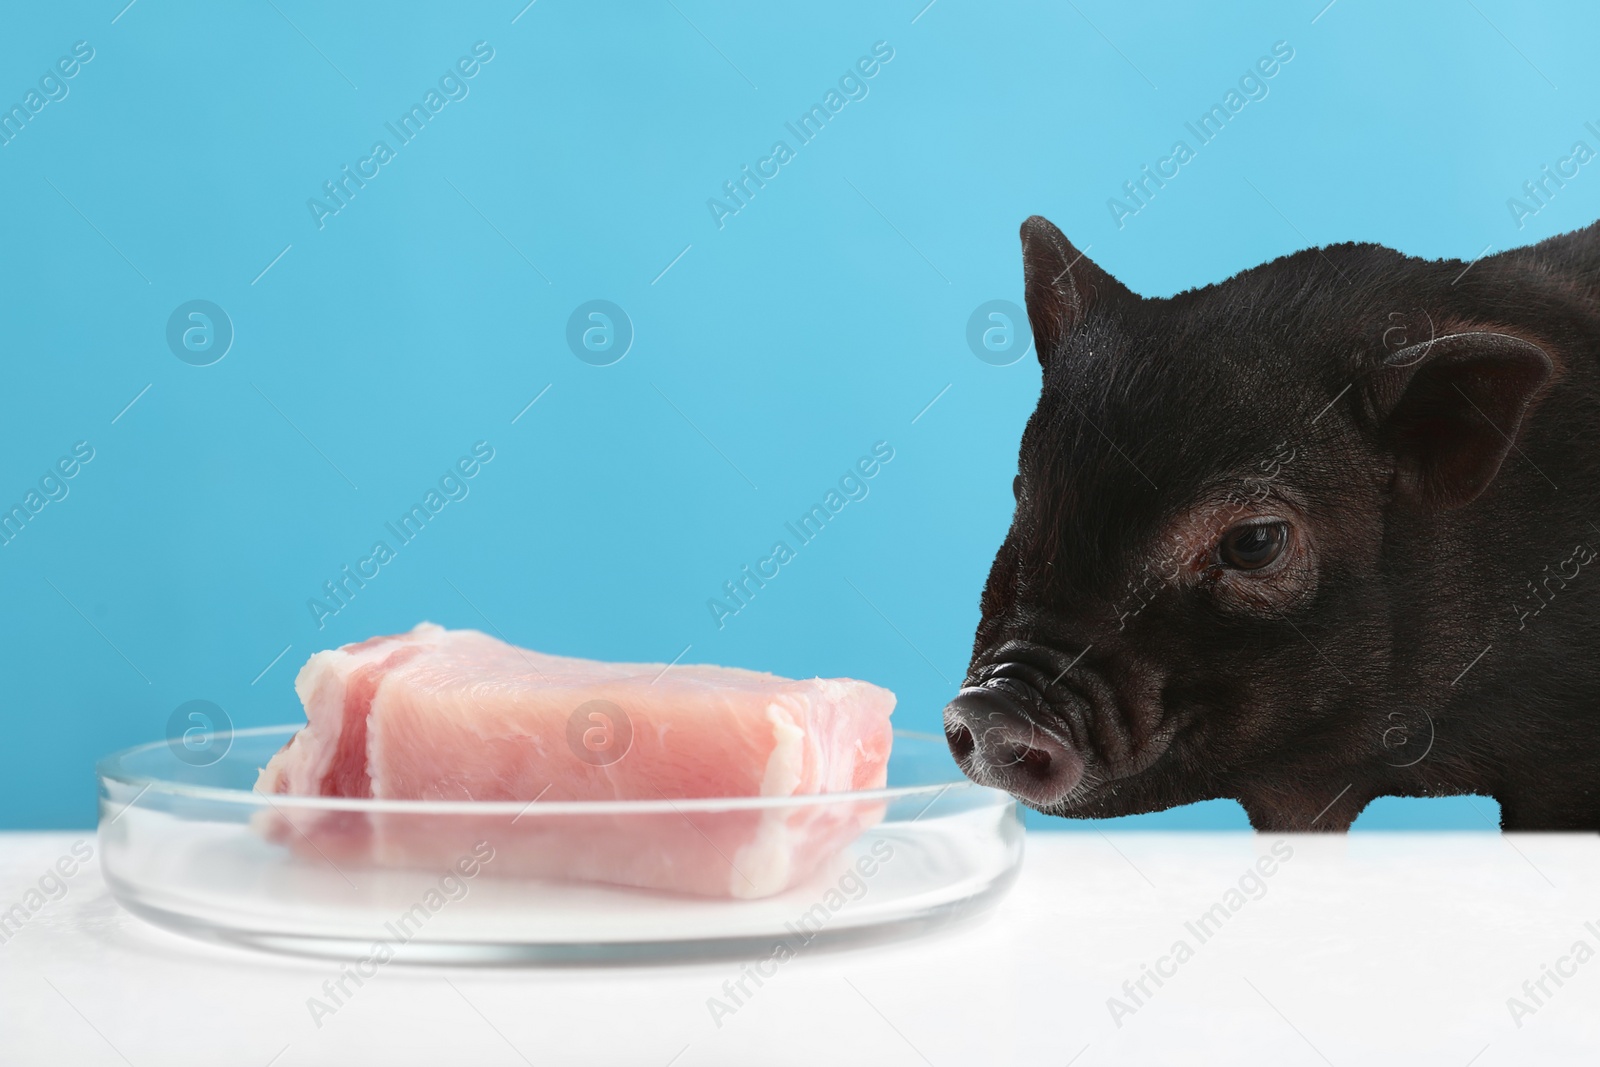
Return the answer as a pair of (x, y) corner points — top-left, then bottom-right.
(255, 623), (896, 898)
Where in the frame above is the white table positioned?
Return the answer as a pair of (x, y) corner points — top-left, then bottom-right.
(2, 830), (1595, 1065)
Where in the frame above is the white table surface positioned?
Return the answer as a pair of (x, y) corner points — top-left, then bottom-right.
(2, 830), (1596, 1066)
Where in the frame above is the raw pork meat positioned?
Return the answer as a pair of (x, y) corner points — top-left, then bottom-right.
(255, 623), (896, 898)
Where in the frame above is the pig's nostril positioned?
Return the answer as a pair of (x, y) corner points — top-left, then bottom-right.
(993, 737), (1053, 777)
(1019, 744), (1053, 778)
(945, 719), (976, 764)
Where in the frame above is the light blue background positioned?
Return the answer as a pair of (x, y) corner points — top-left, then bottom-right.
(5, 0), (1593, 830)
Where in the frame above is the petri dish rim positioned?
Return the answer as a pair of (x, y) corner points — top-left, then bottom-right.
(97, 725), (997, 817)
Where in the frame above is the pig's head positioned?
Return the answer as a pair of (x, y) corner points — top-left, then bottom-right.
(944, 216), (1556, 829)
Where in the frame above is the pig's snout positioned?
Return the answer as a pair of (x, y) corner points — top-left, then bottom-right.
(944, 681), (1085, 808)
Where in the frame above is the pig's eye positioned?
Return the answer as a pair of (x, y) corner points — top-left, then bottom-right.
(1218, 521), (1288, 571)
(1013, 475), (1022, 500)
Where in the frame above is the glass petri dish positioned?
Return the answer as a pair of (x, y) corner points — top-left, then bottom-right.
(97, 727), (1023, 963)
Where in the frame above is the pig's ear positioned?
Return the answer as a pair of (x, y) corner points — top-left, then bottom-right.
(1375, 331), (1553, 509)
(1020, 216), (1132, 363)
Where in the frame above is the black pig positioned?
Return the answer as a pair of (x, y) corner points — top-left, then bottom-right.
(944, 216), (1600, 831)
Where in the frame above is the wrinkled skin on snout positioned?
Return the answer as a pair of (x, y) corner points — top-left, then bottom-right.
(945, 216), (1600, 830)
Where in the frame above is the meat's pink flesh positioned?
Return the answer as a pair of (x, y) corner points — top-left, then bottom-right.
(255, 623), (896, 898)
